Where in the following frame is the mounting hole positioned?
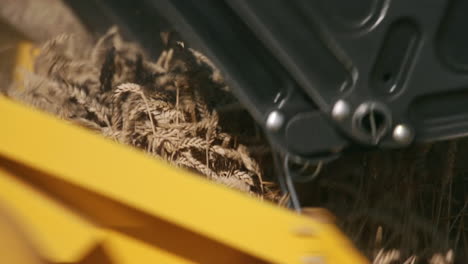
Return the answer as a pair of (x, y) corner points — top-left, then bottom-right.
(382, 72), (393, 83)
(359, 109), (387, 135)
(353, 102), (392, 144)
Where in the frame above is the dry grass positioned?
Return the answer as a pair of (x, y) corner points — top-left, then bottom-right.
(6, 27), (281, 202)
(301, 142), (467, 263)
(373, 249), (453, 264)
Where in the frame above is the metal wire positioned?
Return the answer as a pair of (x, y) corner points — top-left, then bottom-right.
(283, 154), (302, 212)
(272, 151), (293, 208)
(272, 151), (323, 212)
(293, 160), (323, 183)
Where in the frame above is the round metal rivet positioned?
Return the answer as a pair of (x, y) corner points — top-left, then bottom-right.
(392, 124), (413, 145)
(266, 110), (285, 131)
(331, 100), (350, 121)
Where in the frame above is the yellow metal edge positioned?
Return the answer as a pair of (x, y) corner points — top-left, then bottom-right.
(0, 96), (369, 264)
(0, 165), (197, 264)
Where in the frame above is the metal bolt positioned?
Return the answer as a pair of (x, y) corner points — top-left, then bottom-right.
(266, 110), (285, 131)
(331, 100), (350, 121)
(301, 256), (325, 264)
(392, 124), (413, 145)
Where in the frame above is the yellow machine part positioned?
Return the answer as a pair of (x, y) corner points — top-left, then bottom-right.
(0, 42), (369, 264)
(0, 165), (196, 264)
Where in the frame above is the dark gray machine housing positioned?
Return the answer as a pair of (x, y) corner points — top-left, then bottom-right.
(65, 0), (468, 164)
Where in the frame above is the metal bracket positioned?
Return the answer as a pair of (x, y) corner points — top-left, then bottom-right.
(79, 0), (468, 163)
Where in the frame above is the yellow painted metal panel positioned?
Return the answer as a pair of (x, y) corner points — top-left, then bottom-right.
(0, 207), (44, 264)
(0, 166), (103, 261)
(0, 166), (197, 264)
(0, 96), (368, 264)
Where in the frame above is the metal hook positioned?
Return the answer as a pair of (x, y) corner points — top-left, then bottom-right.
(285, 154), (323, 183)
(282, 155), (324, 213)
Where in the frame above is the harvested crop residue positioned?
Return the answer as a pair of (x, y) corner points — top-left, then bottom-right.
(7, 27), (281, 202)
